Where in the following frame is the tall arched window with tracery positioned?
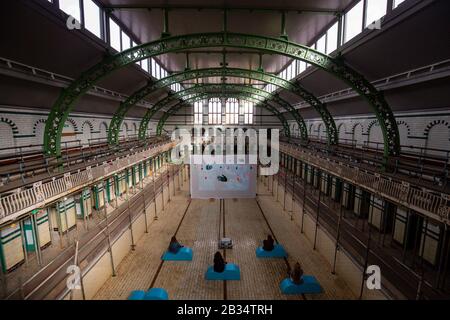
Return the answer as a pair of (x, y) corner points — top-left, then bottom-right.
(208, 98), (222, 125)
(194, 101), (203, 125)
(243, 101), (254, 125)
(225, 98), (239, 125)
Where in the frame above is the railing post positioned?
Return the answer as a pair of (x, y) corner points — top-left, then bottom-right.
(313, 178), (321, 251)
(359, 201), (374, 300)
(291, 170), (295, 219)
(31, 213), (43, 266)
(19, 219), (29, 267)
(102, 184), (116, 277)
(153, 173), (158, 221)
(126, 191), (135, 251)
(332, 187), (345, 275)
(283, 167), (287, 210)
(301, 166), (307, 234)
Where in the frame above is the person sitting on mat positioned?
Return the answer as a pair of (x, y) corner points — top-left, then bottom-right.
(262, 234), (275, 251)
(288, 262), (304, 285)
(213, 251), (227, 273)
(168, 236), (184, 254)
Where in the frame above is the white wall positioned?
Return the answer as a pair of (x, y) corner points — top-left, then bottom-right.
(0, 106), (159, 152)
(291, 109), (450, 155)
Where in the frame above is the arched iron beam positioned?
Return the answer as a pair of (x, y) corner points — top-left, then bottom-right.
(44, 32), (399, 161)
(153, 93), (290, 137)
(137, 83), (295, 139)
(108, 67), (324, 145)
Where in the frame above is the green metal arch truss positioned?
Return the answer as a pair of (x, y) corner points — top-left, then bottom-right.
(44, 32), (399, 160)
(137, 83), (302, 141)
(153, 92), (290, 136)
(108, 67), (329, 145)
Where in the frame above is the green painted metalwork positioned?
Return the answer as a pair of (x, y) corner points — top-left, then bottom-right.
(137, 83), (294, 139)
(152, 92), (290, 137)
(108, 67), (316, 145)
(44, 32), (399, 160)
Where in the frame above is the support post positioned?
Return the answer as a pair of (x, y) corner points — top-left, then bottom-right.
(291, 169), (295, 218)
(19, 219), (29, 267)
(416, 218), (429, 300)
(126, 191), (136, 250)
(102, 184), (116, 277)
(301, 168), (307, 234)
(313, 181), (321, 250)
(161, 8), (170, 38)
(332, 188), (345, 274)
(283, 168), (287, 210)
(359, 201), (374, 300)
(280, 11), (288, 40)
(153, 172), (158, 220)
(31, 213), (43, 266)
(223, 9), (228, 33)
(142, 189), (149, 233)
(402, 208), (411, 263)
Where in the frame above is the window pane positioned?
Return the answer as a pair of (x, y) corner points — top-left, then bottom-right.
(394, 0), (406, 8)
(60, 0), (81, 22)
(151, 59), (157, 78)
(344, 1), (363, 43)
(141, 58), (148, 72)
(365, 0), (387, 28)
(109, 19), (121, 51)
(299, 61), (306, 73)
(84, 0), (101, 38)
(121, 32), (130, 51)
(326, 22), (338, 54)
(316, 34), (326, 53)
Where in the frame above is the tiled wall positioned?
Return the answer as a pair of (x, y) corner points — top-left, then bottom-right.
(289, 109), (450, 156)
(0, 106), (158, 154)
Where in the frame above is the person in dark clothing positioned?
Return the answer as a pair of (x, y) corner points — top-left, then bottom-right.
(288, 262), (304, 285)
(213, 251), (227, 273)
(262, 235), (275, 251)
(168, 236), (183, 254)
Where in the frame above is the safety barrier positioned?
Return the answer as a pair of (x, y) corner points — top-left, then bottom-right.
(280, 143), (449, 225)
(0, 140), (179, 224)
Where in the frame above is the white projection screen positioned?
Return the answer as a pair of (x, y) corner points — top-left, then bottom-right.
(190, 162), (257, 199)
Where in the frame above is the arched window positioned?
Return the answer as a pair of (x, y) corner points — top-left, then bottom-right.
(243, 101), (254, 125)
(194, 101), (203, 125)
(225, 98), (239, 125)
(208, 98), (222, 125)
